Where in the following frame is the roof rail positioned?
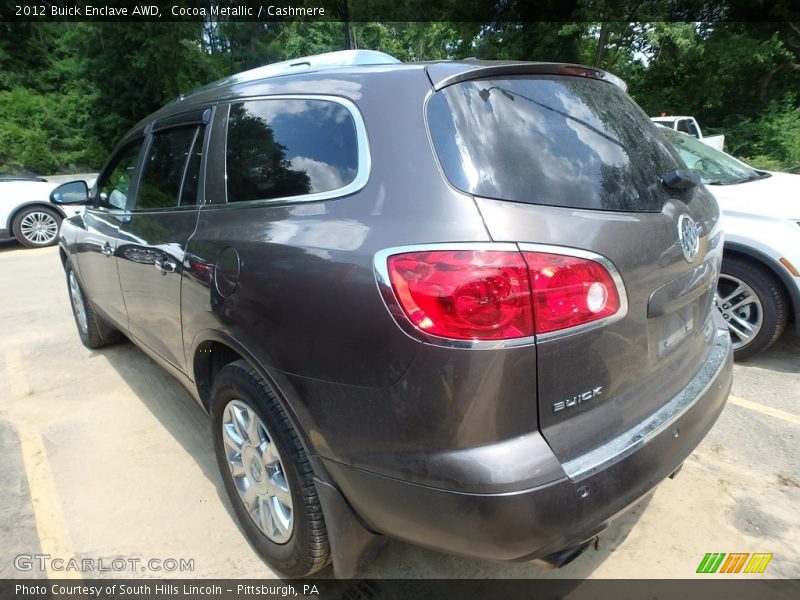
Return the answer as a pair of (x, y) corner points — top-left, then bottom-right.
(229, 49), (401, 82)
(178, 50), (401, 101)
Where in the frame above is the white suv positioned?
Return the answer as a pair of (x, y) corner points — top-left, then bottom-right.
(661, 127), (800, 358)
(0, 176), (83, 248)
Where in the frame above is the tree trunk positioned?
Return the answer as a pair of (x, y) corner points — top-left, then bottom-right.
(341, 0), (352, 49)
(595, 23), (609, 68)
(759, 70), (774, 104)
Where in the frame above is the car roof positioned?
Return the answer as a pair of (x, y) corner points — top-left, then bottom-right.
(167, 50), (626, 109)
(120, 50), (627, 149)
(177, 49), (404, 101)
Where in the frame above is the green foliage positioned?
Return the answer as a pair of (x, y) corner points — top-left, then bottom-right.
(0, 86), (97, 174)
(724, 95), (800, 173)
(742, 155), (787, 172)
(1, 18), (799, 174)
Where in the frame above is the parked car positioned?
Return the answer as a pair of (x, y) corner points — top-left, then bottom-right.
(659, 127), (800, 359)
(0, 176), (84, 248)
(52, 50), (733, 578)
(651, 115), (725, 151)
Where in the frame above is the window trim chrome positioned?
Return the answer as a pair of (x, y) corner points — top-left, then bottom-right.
(373, 242), (629, 350)
(213, 94), (370, 209)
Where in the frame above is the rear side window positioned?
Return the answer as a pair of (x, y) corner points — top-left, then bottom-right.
(136, 127), (199, 211)
(427, 76), (681, 212)
(225, 99), (358, 203)
(682, 119), (700, 138)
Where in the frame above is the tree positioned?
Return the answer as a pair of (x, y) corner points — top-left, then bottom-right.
(2, 15), (799, 174)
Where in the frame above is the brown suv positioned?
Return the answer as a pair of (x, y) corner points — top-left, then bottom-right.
(51, 50), (733, 577)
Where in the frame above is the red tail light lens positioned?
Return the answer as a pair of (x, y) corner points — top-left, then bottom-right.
(522, 252), (621, 334)
(384, 248), (623, 340)
(386, 250), (533, 340)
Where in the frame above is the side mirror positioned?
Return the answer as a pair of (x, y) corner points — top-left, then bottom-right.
(51, 180), (89, 205)
(662, 169), (700, 191)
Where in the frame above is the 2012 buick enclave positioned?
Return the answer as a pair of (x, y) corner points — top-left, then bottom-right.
(52, 50), (733, 577)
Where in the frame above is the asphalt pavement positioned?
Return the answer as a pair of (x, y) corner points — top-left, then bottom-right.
(1, 242), (797, 579)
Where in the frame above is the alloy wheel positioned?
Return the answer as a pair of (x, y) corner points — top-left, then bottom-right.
(20, 211), (59, 245)
(68, 270), (89, 334)
(221, 399), (294, 544)
(715, 273), (764, 351)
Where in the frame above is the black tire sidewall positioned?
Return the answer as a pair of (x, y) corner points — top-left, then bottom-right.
(210, 362), (326, 576)
(65, 263), (94, 347)
(64, 262), (120, 349)
(13, 206), (62, 248)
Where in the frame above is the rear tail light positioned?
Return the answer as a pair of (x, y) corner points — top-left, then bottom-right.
(522, 252), (621, 334)
(384, 248), (623, 341)
(386, 250), (532, 340)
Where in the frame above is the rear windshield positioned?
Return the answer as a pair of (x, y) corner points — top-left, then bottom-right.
(427, 75), (681, 212)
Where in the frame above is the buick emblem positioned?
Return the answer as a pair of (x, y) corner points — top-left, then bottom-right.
(678, 214), (700, 263)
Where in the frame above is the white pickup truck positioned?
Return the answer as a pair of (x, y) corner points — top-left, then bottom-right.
(651, 116), (725, 151)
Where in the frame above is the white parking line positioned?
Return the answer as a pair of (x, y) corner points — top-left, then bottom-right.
(729, 394), (800, 427)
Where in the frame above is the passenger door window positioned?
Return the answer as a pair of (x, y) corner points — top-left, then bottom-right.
(97, 142), (143, 210)
(225, 99), (358, 203)
(136, 127), (200, 211)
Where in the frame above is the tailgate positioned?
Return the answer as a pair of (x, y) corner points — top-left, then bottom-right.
(478, 196), (722, 462)
(426, 71), (724, 464)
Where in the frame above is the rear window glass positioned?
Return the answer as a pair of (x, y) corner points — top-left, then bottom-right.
(427, 76), (681, 212)
(226, 99), (358, 203)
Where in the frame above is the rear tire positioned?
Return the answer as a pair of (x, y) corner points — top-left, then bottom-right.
(210, 360), (330, 577)
(716, 257), (787, 360)
(13, 206), (62, 248)
(65, 263), (122, 349)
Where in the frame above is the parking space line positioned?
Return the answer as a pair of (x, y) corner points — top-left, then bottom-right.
(5, 350), (81, 580)
(729, 394), (800, 427)
(6, 349), (31, 398)
(18, 426), (82, 580)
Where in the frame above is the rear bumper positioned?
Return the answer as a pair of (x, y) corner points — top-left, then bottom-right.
(325, 328), (733, 562)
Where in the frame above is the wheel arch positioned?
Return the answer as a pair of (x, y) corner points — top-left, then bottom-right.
(190, 330), (380, 576)
(189, 330), (324, 466)
(724, 242), (799, 335)
(6, 201), (66, 231)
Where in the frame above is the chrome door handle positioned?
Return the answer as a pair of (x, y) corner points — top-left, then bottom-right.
(154, 257), (177, 273)
(101, 244), (114, 257)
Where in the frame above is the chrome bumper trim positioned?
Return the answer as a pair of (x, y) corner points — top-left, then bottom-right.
(562, 329), (731, 481)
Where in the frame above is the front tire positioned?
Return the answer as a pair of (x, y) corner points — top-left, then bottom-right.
(716, 257), (787, 359)
(211, 360), (330, 577)
(13, 206), (62, 248)
(65, 264), (122, 349)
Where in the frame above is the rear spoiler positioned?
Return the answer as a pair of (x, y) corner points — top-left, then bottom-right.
(426, 62), (627, 92)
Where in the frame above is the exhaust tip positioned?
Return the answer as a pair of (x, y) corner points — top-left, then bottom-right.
(534, 537), (596, 569)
